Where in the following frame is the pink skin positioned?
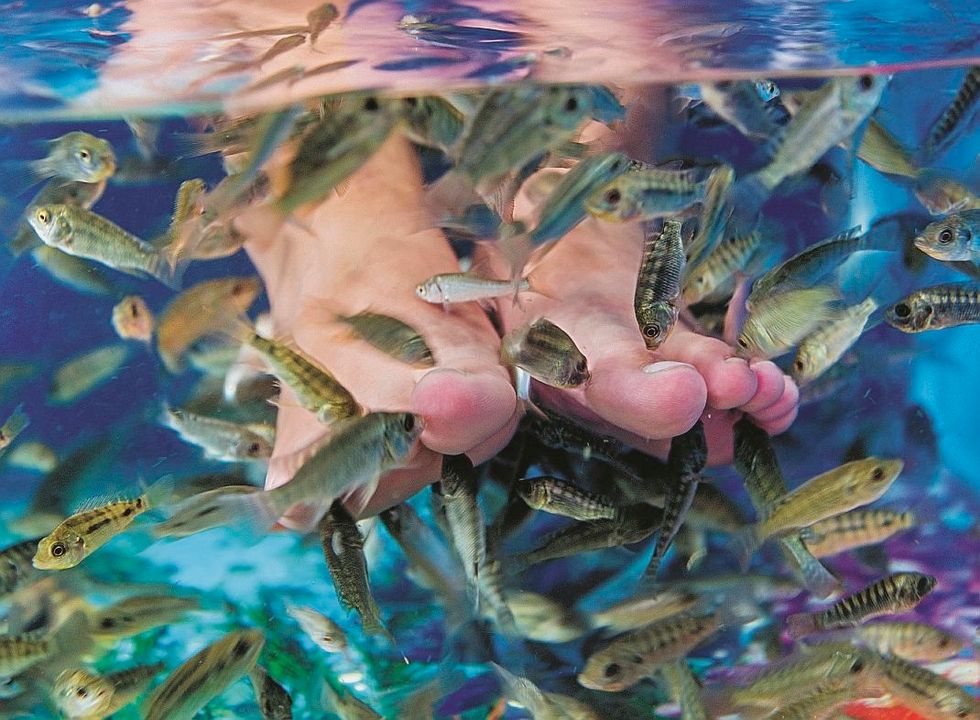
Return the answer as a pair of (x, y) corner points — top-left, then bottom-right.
(243, 113), (797, 530)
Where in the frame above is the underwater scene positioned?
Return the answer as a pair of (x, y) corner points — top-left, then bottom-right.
(0, 1), (978, 718)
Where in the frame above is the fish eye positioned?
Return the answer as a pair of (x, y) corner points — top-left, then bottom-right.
(322, 634), (333, 643)
(793, 359), (804, 372)
(415, 284), (427, 296)
(603, 663), (621, 678)
(871, 466), (886, 482)
(737, 337), (748, 348)
(403, 96), (418, 108)
(604, 188), (622, 206)
(129, 302), (139, 318)
(938, 637), (950, 647)
(50, 542), (67, 558)
(77, 148), (91, 161)
(363, 96), (380, 112)
(76, 688), (87, 698)
(893, 302), (911, 319)
(402, 414), (415, 432)
(643, 323), (661, 339)
(35, 208), (49, 224)
(99, 617), (116, 629)
(246, 442), (262, 456)
(564, 96), (579, 113)
(850, 658), (865, 673)
(938, 228), (954, 244)
(956, 710), (968, 718)
(858, 74), (874, 91)
(916, 576), (933, 594)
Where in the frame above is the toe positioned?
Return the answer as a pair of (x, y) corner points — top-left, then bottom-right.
(748, 374), (799, 424)
(757, 403), (798, 436)
(660, 332), (758, 409)
(411, 368), (517, 454)
(740, 360), (788, 414)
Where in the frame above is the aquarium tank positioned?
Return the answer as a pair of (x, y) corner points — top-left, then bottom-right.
(0, 0), (977, 718)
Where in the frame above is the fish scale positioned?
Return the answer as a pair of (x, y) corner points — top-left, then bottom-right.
(800, 508), (915, 558)
(886, 283), (980, 332)
(516, 475), (618, 521)
(875, 652), (979, 719)
(634, 219), (685, 349)
(927, 65), (980, 157)
(438, 454), (486, 611)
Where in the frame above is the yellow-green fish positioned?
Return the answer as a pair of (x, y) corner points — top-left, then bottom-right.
(493, 663), (600, 720)
(800, 508), (915, 558)
(21, 131), (116, 186)
(660, 660), (708, 720)
(399, 95), (465, 152)
(30, 244), (117, 296)
(497, 591), (590, 643)
(338, 311), (435, 367)
(0, 537), (41, 597)
(786, 572), (936, 638)
(791, 296), (879, 385)
(436, 454), (485, 611)
(33, 477), (173, 570)
(91, 594), (202, 640)
(737, 285), (840, 359)
(685, 164), (736, 268)
(285, 603), (348, 654)
(914, 171), (980, 215)
(876, 652), (978, 720)
(0, 404), (28, 460)
(6, 440), (57, 473)
(577, 612), (720, 692)
(101, 662), (166, 716)
(249, 665), (293, 720)
(858, 117), (919, 178)
(855, 622), (966, 662)
(768, 674), (883, 720)
(141, 628), (265, 720)
(500, 318), (590, 389)
(635, 220), (685, 349)
(585, 166), (707, 222)
(49, 343), (131, 404)
(589, 589), (701, 634)
(320, 678), (382, 720)
(682, 226), (766, 305)
(516, 475), (618, 521)
(885, 283), (980, 332)
(52, 668), (114, 719)
(9, 177), (107, 256)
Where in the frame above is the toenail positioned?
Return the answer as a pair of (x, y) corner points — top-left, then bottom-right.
(724, 357), (748, 366)
(642, 361), (695, 374)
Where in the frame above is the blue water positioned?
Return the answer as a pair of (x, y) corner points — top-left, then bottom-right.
(0, 2), (978, 719)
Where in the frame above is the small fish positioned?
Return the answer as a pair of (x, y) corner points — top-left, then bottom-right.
(683, 226), (767, 305)
(914, 171), (980, 215)
(399, 96), (465, 152)
(454, 84), (595, 185)
(913, 209), (980, 262)
(493, 663), (600, 720)
(152, 485), (261, 538)
(476, 557), (519, 636)
(437, 454), (486, 611)
(319, 501), (390, 640)
(635, 220), (685, 349)
(19, 131), (116, 186)
(791, 296), (879, 385)
(685, 164), (736, 270)
(800, 508), (915, 558)
(589, 590), (702, 634)
(33, 477), (173, 570)
(0, 405), (28, 459)
(320, 678), (382, 720)
(337, 312), (435, 367)
(101, 662), (167, 715)
(875, 652), (978, 720)
(228, 317), (362, 424)
(249, 665), (293, 720)
(500, 318), (590, 389)
(156, 276), (262, 373)
(498, 591), (590, 643)
(110, 295), (154, 344)
(52, 669), (114, 719)
(161, 406), (274, 462)
(578, 612), (720, 692)
(885, 283), (980, 332)
(733, 417), (840, 598)
(516, 475), (618, 521)
(141, 628), (265, 720)
(415, 272), (531, 305)
(698, 80), (784, 139)
(0, 538), (41, 598)
(660, 660), (708, 720)
(91, 594), (202, 640)
(285, 604), (347, 654)
(49, 343), (130, 404)
(585, 166), (707, 222)
(769, 674), (882, 720)
(0, 611), (88, 678)
(855, 622), (966, 662)
(786, 572), (937, 638)
(925, 65), (979, 158)
(529, 151), (634, 245)
(308, 3), (339, 45)
(857, 117), (919, 178)
(31, 245), (117, 296)
(28, 205), (184, 288)
(10, 177), (107, 256)
(737, 285), (840, 359)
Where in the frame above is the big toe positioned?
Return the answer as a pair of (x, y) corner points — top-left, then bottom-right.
(410, 367), (517, 454)
(660, 331), (758, 410)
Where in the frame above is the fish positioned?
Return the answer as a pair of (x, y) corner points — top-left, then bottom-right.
(30, 244), (117, 296)
(453, 84), (595, 186)
(684, 164), (736, 269)
(90, 594), (202, 640)
(320, 678), (382, 719)
(683, 226), (768, 305)
(399, 95), (465, 152)
(140, 628), (265, 720)
(733, 417), (840, 598)
(319, 501), (390, 640)
(156, 276), (262, 373)
(644, 421), (707, 579)
(497, 591), (590, 643)
(27, 204), (184, 288)
(799, 508), (915, 558)
(634, 219), (685, 349)
(160, 406), (275, 462)
(925, 65), (979, 158)
(738, 457), (903, 560)
(857, 117), (919, 178)
(476, 557), (519, 636)
(337, 312), (435, 367)
(791, 296), (879, 385)
(913, 209), (980, 262)
(854, 622), (966, 662)
(786, 572), (937, 638)
(110, 295), (154, 344)
(529, 151), (634, 245)
(589, 589), (702, 634)
(500, 318), (590, 389)
(17, 131), (116, 186)
(308, 3), (340, 45)
(52, 668), (115, 719)
(0, 405), (28, 459)
(9, 177), (107, 256)
(768, 674), (883, 720)
(875, 652), (978, 720)
(101, 662), (167, 715)
(437, 454), (486, 611)
(577, 612), (720, 692)
(0, 610), (89, 679)
(0, 538), (41, 598)
(32, 477), (173, 570)
(48, 343), (131, 404)
(884, 283), (980, 332)
(660, 660), (708, 720)
(415, 272), (531, 305)
(285, 604), (348, 654)
(698, 81), (784, 139)
(737, 285), (841, 359)
(493, 663), (600, 720)
(516, 475), (618, 521)
(227, 317), (362, 424)
(914, 171), (980, 215)
(249, 665), (293, 720)
(585, 166), (707, 222)
(151, 485), (261, 538)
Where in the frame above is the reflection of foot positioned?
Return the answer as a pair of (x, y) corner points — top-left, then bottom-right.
(488, 172), (799, 465)
(245, 135), (520, 526)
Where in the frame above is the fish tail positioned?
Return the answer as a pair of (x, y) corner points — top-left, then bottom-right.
(143, 475), (177, 510)
(733, 524), (761, 571)
(2, 403), (29, 438)
(785, 611), (820, 639)
(153, 489), (275, 539)
(780, 539), (841, 599)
